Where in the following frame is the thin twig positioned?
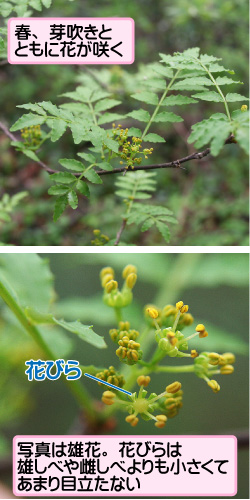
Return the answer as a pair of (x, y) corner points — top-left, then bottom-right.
(114, 218), (127, 246)
(0, 121), (235, 177)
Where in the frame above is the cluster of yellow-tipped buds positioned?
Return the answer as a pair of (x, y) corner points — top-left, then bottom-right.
(101, 391), (115, 405)
(109, 321), (139, 343)
(116, 337), (142, 365)
(96, 366), (125, 388)
(163, 382), (183, 418)
(144, 303), (193, 330)
(100, 265), (137, 308)
(91, 229), (110, 246)
(21, 125), (42, 147)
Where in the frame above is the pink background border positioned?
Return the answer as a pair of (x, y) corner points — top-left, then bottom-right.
(13, 435), (237, 497)
(8, 18), (135, 65)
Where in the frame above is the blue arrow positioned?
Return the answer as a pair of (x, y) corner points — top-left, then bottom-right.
(84, 373), (132, 396)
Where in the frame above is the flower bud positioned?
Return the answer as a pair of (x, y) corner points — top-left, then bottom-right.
(102, 391), (115, 405)
(137, 375), (151, 387)
(241, 105), (248, 112)
(220, 364), (234, 375)
(166, 381), (182, 394)
(219, 353), (235, 365)
(126, 273), (137, 289)
(105, 280), (118, 293)
(208, 353), (221, 365)
(146, 307), (159, 319)
(125, 414), (139, 427)
(122, 265), (137, 279)
(100, 267), (114, 280)
(191, 349), (198, 358)
(155, 415), (167, 428)
(207, 380), (220, 393)
(101, 273), (114, 287)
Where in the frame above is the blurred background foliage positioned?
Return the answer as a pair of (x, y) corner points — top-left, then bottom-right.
(0, 0), (249, 245)
(0, 253), (249, 497)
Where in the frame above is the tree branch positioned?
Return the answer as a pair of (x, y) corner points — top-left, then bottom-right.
(0, 121), (235, 177)
(114, 218), (127, 246)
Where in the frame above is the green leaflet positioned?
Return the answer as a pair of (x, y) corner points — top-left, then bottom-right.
(50, 120), (67, 142)
(24, 307), (106, 349)
(50, 172), (76, 184)
(225, 93), (249, 102)
(59, 158), (84, 172)
(126, 203), (177, 243)
(97, 113), (125, 125)
(94, 98), (121, 113)
(192, 91), (223, 102)
(153, 112), (183, 123)
(77, 152), (96, 163)
(53, 319), (106, 349)
(161, 95), (198, 106)
(67, 190), (78, 209)
(83, 169), (102, 184)
(17, 103), (47, 115)
(75, 180), (90, 197)
(143, 133), (165, 143)
(10, 113), (46, 131)
(127, 128), (142, 137)
(53, 195), (68, 221)
(188, 113), (232, 155)
(127, 110), (151, 122)
(0, 254), (54, 312)
(131, 92), (159, 106)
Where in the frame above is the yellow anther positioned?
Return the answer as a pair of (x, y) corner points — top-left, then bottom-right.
(155, 415), (167, 428)
(207, 380), (220, 393)
(105, 280), (118, 293)
(241, 105), (248, 112)
(125, 414), (139, 427)
(100, 267), (114, 279)
(195, 324), (205, 333)
(208, 353), (221, 366)
(219, 353), (235, 365)
(101, 391), (115, 405)
(191, 349), (198, 358)
(101, 273), (114, 287)
(126, 273), (137, 289)
(181, 305), (189, 313)
(176, 301), (184, 310)
(137, 375), (151, 387)
(122, 264), (137, 279)
(119, 321), (130, 331)
(166, 381), (182, 394)
(93, 229), (101, 236)
(220, 364), (234, 375)
(146, 307), (159, 319)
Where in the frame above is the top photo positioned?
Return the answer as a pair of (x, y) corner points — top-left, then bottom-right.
(0, 0), (249, 246)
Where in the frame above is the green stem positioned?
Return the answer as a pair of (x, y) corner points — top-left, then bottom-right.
(198, 62), (232, 122)
(114, 307), (123, 323)
(0, 280), (96, 420)
(141, 69), (181, 140)
(155, 364), (195, 373)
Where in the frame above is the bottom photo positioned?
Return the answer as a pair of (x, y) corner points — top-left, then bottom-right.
(0, 252), (249, 498)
